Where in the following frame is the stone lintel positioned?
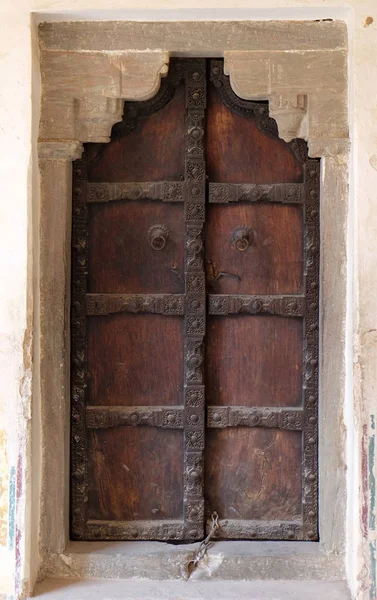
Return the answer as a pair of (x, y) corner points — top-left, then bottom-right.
(38, 20), (348, 53)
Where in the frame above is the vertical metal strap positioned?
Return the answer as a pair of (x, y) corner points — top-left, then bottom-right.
(302, 159), (320, 540)
(71, 151), (89, 539)
(183, 59), (207, 540)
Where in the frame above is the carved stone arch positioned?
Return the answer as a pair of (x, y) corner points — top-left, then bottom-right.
(224, 51), (349, 158)
(39, 51), (170, 156)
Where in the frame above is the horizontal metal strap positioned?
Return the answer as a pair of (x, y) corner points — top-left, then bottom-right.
(209, 182), (304, 204)
(86, 405), (184, 429)
(207, 407), (304, 430)
(210, 519), (303, 541)
(208, 295), (305, 317)
(87, 181), (184, 203)
(86, 294), (185, 316)
(87, 519), (185, 541)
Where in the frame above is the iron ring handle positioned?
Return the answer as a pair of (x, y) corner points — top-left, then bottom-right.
(232, 226), (254, 252)
(148, 224), (170, 251)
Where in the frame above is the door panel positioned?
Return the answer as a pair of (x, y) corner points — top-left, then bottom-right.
(88, 81), (186, 183)
(205, 428), (302, 522)
(87, 314), (183, 406)
(206, 316), (303, 407)
(206, 82), (304, 184)
(71, 58), (320, 543)
(88, 202), (185, 294)
(88, 428), (183, 521)
(206, 204), (304, 295)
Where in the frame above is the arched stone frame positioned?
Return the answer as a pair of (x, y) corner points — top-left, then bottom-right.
(35, 19), (350, 590)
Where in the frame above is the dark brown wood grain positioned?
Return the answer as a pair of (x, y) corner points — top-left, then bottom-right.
(87, 81), (186, 183)
(206, 82), (303, 184)
(206, 316), (303, 407)
(205, 204), (303, 295)
(88, 202), (185, 295)
(205, 428), (302, 522)
(88, 428), (183, 521)
(87, 314), (183, 406)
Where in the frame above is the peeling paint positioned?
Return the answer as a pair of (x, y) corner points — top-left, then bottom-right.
(370, 416), (376, 531)
(370, 542), (376, 600)
(0, 430), (9, 546)
(362, 424), (369, 537)
(7, 465), (15, 551)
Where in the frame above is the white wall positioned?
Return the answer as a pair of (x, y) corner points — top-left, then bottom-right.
(0, 1), (376, 599)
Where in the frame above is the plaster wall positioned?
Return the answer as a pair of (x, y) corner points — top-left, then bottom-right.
(0, 2), (376, 600)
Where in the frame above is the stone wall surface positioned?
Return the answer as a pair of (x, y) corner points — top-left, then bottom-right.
(0, 2), (376, 600)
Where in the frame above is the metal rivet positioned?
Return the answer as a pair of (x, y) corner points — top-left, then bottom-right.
(310, 302), (317, 310)
(192, 71), (200, 81)
(191, 186), (200, 196)
(212, 67), (220, 75)
(310, 189), (316, 197)
(308, 473), (315, 481)
(310, 359), (318, 366)
(308, 437), (315, 445)
(190, 470), (199, 480)
(191, 299), (200, 309)
(192, 91), (200, 100)
(190, 392), (199, 402)
(259, 107), (265, 115)
(130, 529), (138, 538)
(310, 323), (317, 331)
(309, 416), (316, 424)
(130, 413), (139, 424)
(190, 413), (199, 424)
(308, 510), (315, 518)
(311, 210), (318, 218)
(287, 414), (296, 424)
(287, 530), (295, 539)
(167, 414), (175, 424)
(310, 170), (316, 177)
(307, 530), (315, 538)
(212, 412), (221, 422)
(308, 395), (315, 403)
(191, 167), (199, 177)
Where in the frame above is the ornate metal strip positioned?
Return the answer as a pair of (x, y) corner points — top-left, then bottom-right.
(87, 520), (184, 541)
(207, 407), (304, 430)
(86, 406), (184, 429)
(87, 181), (184, 203)
(212, 519), (303, 541)
(86, 294), (185, 316)
(71, 153), (89, 540)
(183, 59), (207, 541)
(302, 160), (320, 541)
(209, 182), (304, 204)
(208, 295), (305, 317)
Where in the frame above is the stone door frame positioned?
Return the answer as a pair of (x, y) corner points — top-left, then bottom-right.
(34, 18), (349, 588)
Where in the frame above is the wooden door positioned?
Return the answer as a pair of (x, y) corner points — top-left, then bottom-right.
(71, 58), (319, 543)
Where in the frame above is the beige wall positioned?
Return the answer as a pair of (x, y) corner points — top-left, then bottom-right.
(0, 1), (377, 599)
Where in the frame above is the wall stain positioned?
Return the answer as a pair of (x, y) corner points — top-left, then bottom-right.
(364, 16), (374, 27)
(0, 429), (9, 546)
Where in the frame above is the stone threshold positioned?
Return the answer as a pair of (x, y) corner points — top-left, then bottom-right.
(40, 541), (345, 582)
(33, 578), (351, 600)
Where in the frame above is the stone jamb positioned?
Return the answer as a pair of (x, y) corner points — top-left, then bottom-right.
(35, 19), (349, 588)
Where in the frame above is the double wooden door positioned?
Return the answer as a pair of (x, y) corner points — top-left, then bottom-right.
(71, 58), (320, 542)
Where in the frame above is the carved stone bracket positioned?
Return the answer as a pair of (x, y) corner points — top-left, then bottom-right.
(224, 50), (349, 156)
(39, 50), (170, 146)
